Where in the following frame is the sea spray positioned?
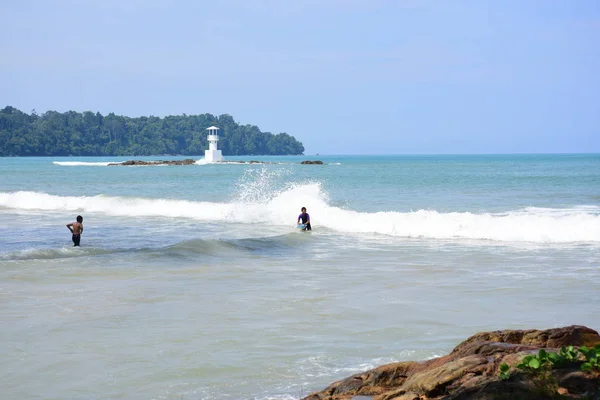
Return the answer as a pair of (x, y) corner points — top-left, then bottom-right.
(231, 166), (293, 205)
(227, 166), (330, 226)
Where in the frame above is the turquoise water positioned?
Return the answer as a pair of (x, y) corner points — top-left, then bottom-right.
(1, 154), (599, 399)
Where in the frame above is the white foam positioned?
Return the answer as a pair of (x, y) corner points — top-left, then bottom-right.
(194, 158), (253, 165)
(0, 191), (231, 220)
(1, 190), (599, 243)
(53, 161), (122, 166)
(316, 206), (600, 243)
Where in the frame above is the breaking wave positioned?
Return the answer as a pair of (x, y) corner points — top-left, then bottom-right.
(1, 189), (599, 243)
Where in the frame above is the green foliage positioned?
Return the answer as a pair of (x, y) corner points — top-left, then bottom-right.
(516, 349), (553, 372)
(0, 106), (305, 156)
(500, 344), (600, 398)
(553, 345), (579, 367)
(514, 349), (558, 396)
(499, 362), (511, 381)
(511, 345), (600, 374)
(579, 344), (600, 372)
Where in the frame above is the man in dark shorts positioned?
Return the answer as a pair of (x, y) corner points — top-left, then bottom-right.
(66, 215), (84, 246)
(297, 207), (312, 231)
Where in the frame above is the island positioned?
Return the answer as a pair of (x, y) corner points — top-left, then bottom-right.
(0, 106), (305, 157)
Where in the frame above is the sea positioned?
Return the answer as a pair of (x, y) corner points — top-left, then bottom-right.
(1, 154), (599, 400)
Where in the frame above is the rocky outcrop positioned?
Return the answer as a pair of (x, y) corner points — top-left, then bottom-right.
(303, 325), (600, 400)
(109, 159), (325, 165)
(109, 159), (197, 166)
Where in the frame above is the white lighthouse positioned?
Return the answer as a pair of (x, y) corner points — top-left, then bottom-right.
(204, 126), (223, 162)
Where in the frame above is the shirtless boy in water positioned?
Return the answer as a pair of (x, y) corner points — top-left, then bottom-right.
(66, 215), (84, 246)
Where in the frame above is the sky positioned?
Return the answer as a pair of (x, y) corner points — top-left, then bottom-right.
(1, 0), (599, 155)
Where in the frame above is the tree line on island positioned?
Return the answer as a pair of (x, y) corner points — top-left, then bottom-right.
(0, 106), (305, 156)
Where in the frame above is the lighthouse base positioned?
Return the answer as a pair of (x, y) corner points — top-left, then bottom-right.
(204, 149), (223, 163)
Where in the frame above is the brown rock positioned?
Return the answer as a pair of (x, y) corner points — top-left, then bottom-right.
(385, 392), (420, 400)
(109, 159), (197, 166)
(301, 160), (324, 164)
(451, 325), (600, 351)
(401, 355), (488, 396)
(560, 371), (598, 395)
(303, 326), (600, 400)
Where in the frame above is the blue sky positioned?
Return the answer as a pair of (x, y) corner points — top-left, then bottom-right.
(1, 0), (599, 155)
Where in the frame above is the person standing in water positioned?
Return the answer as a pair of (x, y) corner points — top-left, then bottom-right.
(66, 215), (84, 246)
(297, 207), (312, 231)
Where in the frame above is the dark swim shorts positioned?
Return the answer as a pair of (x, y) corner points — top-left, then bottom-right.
(72, 234), (81, 247)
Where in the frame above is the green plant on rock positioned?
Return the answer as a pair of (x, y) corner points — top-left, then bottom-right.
(516, 349), (553, 372)
(500, 345), (600, 398)
(542, 345), (579, 368)
(579, 344), (600, 372)
(559, 345), (578, 362)
(515, 349), (559, 396)
(499, 363), (511, 381)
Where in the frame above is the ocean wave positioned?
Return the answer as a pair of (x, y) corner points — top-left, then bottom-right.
(0, 246), (120, 261)
(1, 190), (599, 243)
(0, 234), (308, 262)
(162, 234), (307, 258)
(320, 205), (600, 243)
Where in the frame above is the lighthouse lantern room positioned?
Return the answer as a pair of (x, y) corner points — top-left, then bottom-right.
(205, 126), (223, 162)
